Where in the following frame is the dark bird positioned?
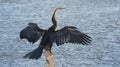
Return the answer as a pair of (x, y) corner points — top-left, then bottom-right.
(20, 8), (92, 59)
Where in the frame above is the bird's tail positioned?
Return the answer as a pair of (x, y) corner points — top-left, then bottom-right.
(24, 47), (43, 59)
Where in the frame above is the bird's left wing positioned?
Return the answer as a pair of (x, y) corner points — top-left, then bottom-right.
(20, 23), (46, 44)
(53, 26), (92, 46)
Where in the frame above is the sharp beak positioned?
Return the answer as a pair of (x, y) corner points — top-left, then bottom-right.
(61, 8), (65, 10)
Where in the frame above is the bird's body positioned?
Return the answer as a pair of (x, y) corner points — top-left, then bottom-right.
(40, 26), (55, 49)
(20, 8), (92, 59)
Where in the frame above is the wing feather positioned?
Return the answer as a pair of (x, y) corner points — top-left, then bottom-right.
(20, 23), (46, 44)
(53, 26), (92, 46)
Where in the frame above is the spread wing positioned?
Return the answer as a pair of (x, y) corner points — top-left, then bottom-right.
(20, 23), (46, 44)
(53, 26), (92, 46)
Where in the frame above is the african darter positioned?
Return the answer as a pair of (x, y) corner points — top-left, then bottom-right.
(20, 8), (92, 59)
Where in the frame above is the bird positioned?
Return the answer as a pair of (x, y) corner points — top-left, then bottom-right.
(20, 7), (92, 59)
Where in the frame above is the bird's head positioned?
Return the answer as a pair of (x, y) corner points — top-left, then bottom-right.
(55, 7), (65, 13)
(53, 7), (65, 20)
(52, 7), (65, 30)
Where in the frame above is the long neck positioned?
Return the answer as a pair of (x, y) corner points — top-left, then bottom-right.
(52, 9), (57, 30)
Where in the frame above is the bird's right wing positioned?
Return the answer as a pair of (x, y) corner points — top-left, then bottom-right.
(20, 23), (46, 44)
(53, 26), (92, 46)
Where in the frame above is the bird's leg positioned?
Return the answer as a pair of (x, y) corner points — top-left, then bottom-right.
(45, 49), (55, 67)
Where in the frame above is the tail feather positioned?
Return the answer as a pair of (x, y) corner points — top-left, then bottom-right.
(24, 47), (43, 59)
